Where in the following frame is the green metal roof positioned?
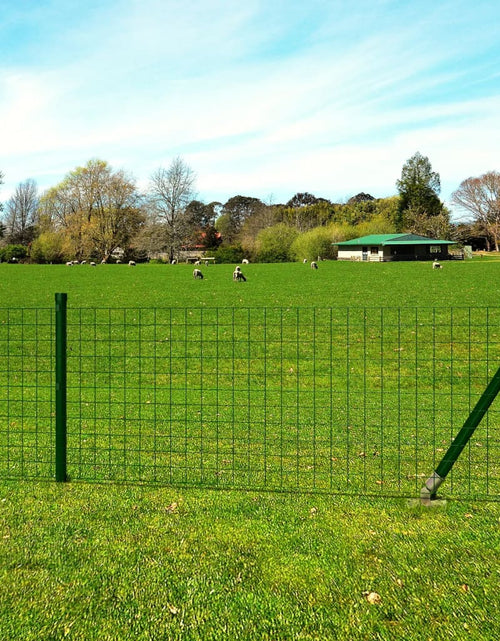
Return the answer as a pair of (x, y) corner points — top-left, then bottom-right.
(334, 233), (454, 246)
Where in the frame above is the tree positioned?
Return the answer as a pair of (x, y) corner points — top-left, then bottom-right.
(451, 171), (500, 251)
(255, 223), (299, 262)
(396, 152), (443, 232)
(29, 231), (68, 264)
(184, 200), (221, 250)
(38, 160), (143, 261)
(215, 195), (265, 245)
(346, 192), (375, 204)
(148, 157), (196, 262)
(286, 192), (320, 208)
(3, 179), (39, 245)
(290, 224), (351, 262)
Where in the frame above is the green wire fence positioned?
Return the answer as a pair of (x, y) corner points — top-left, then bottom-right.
(0, 295), (499, 498)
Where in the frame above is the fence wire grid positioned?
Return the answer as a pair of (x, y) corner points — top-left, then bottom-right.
(1, 305), (499, 498)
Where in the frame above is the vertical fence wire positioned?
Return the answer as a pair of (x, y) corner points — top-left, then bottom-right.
(0, 305), (499, 498)
(0, 307), (54, 479)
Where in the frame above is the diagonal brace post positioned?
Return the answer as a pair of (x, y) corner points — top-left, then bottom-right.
(421, 366), (500, 500)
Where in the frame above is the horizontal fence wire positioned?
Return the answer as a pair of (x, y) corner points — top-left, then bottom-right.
(1, 306), (499, 498)
(65, 306), (499, 497)
(0, 308), (55, 479)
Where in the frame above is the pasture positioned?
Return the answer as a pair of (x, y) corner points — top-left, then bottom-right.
(1, 259), (499, 308)
(1, 260), (499, 640)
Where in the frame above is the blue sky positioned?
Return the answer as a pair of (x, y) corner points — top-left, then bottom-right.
(1, 0), (499, 215)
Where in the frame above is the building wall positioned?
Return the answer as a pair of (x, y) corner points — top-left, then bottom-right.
(338, 244), (450, 261)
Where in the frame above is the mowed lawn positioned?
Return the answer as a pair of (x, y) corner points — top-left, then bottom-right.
(1, 260), (499, 640)
(1, 258), (499, 308)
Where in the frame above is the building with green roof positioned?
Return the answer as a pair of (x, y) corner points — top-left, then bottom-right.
(334, 233), (456, 262)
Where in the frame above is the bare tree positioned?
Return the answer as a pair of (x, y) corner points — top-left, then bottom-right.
(452, 171), (500, 251)
(3, 179), (39, 244)
(148, 157), (196, 262)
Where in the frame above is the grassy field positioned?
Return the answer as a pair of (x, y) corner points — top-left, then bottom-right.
(1, 258), (500, 308)
(1, 259), (499, 640)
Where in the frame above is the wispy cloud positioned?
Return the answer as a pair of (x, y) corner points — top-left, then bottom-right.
(1, 0), (499, 210)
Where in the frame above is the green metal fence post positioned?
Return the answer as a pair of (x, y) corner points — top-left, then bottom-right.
(55, 293), (68, 482)
(421, 366), (500, 500)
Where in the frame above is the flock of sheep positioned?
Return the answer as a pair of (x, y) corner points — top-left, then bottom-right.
(193, 259), (320, 281)
(65, 257), (322, 281)
(66, 258), (443, 276)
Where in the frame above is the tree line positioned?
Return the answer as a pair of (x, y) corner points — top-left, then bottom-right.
(1, 153), (499, 264)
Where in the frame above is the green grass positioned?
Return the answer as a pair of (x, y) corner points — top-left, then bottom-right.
(1, 260), (500, 639)
(1, 259), (499, 308)
(1, 482), (499, 640)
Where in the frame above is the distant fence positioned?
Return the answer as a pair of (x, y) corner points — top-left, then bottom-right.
(1, 296), (499, 499)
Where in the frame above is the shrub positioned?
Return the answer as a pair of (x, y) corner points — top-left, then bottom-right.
(255, 223), (299, 263)
(29, 233), (68, 264)
(0, 244), (28, 263)
(207, 245), (245, 264)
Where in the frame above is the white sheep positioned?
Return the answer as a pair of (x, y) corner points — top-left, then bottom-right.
(90, 261), (96, 266)
(194, 260), (201, 265)
(193, 268), (204, 279)
(80, 260), (87, 265)
(242, 258), (249, 264)
(128, 260), (136, 266)
(303, 258), (308, 264)
(171, 259), (177, 265)
(311, 261), (318, 270)
(66, 261), (73, 266)
(433, 260), (442, 269)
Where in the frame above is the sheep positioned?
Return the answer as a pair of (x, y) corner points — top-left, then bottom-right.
(303, 258), (308, 264)
(66, 261), (73, 266)
(80, 260), (87, 265)
(233, 267), (246, 282)
(116, 259), (122, 264)
(433, 259), (442, 269)
(90, 261), (96, 266)
(205, 260), (209, 266)
(311, 261), (318, 270)
(171, 259), (177, 265)
(242, 258), (249, 264)
(193, 268), (204, 279)
(194, 260), (201, 265)
(129, 260), (136, 266)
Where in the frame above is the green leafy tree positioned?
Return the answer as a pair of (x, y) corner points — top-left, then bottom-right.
(396, 152), (443, 232)
(286, 192), (320, 208)
(255, 223), (299, 262)
(0, 244), (28, 262)
(39, 159), (143, 261)
(185, 200), (221, 250)
(216, 196), (265, 245)
(29, 231), (68, 263)
(290, 224), (353, 262)
(208, 244), (244, 264)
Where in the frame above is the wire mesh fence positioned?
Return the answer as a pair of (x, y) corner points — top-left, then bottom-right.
(1, 303), (499, 498)
(0, 307), (55, 478)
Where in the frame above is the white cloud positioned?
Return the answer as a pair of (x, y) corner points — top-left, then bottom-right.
(1, 0), (499, 214)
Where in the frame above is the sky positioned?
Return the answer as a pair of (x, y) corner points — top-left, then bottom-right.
(1, 0), (499, 217)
